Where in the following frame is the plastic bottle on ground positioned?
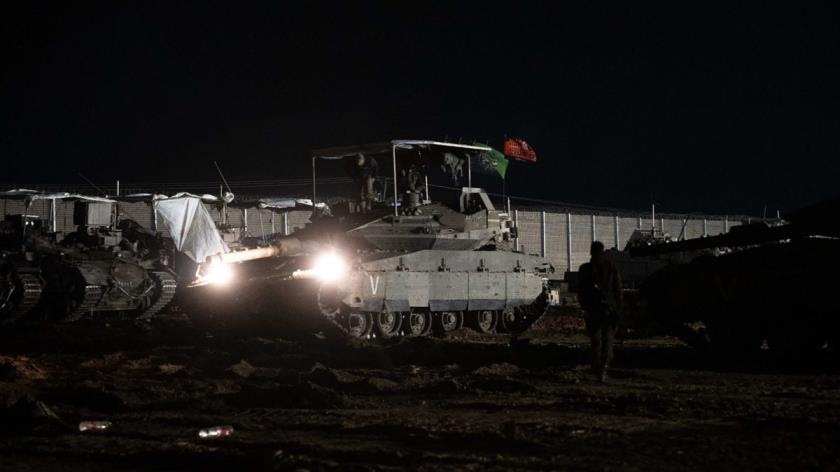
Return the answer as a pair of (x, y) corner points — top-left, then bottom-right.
(198, 425), (234, 438)
(79, 421), (112, 432)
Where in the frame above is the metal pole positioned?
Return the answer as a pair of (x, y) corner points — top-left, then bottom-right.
(271, 211), (275, 234)
(392, 144), (399, 218)
(213, 161), (232, 195)
(311, 156), (317, 211)
(152, 202), (157, 232)
(724, 215), (729, 233)
(219, 184), (226, 226)
(514, 209), (520, 251)
(467, 154), (472, 190)
(243, 208), (248, 233)
(22, 201), (30, 240)
(591, 214), (596, 242)
(566, 212), (573, 273)
(50, 199), (57, 233)
(425, 175), (430, 203)
(703, 218), (708, 237)
(614, 215), (619, 250)
(283, 212), (289, 235)
(116, 180), (120, 196)
(651, 203), (656, 233)
(540, 211), (546, 258)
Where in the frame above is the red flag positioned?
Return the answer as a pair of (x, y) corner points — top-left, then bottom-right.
(503, 138), (537, 162)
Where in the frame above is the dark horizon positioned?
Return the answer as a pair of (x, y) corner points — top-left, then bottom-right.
(2, 2), (838, 215)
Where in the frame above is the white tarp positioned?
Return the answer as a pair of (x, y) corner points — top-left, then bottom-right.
(0, 188), (115, 203)
(154, 195), (229, 263)
(119, 192), (222, 203)
(252, 198), (328, 211)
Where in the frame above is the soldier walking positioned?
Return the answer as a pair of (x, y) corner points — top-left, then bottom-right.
(578, 241), (623, 382)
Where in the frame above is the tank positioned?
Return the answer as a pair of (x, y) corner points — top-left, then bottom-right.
(187, 140), (560, 338)
(630, 196), (840, 355)
(0, 191), (178, 324)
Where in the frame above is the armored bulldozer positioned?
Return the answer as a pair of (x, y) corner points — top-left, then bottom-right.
(188, 140), (560, 338)
(631, 196), (840, 355)
(0, 190), (177, 324)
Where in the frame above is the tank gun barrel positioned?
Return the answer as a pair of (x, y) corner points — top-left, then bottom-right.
(629, 222), (805, 257)
(206, 237), (318, 264)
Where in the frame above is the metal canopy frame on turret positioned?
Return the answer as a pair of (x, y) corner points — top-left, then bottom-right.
(311, 140), (493, 217)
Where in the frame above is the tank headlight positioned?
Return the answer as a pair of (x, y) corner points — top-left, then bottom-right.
(203, 262), (234, 286)
(312, 251), (347, 284)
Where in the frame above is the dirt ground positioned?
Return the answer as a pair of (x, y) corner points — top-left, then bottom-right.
(1, 313), (839, 471)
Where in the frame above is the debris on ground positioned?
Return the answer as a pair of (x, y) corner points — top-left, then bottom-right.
(198, 425), (234, 439)
(78, 420), (112, 432)
(0, 320), (838, 470)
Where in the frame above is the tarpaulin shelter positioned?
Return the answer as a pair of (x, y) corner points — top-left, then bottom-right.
(153, 193), (229, 263)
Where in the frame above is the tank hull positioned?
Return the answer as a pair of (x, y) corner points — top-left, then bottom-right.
(340, 250), (549, 313)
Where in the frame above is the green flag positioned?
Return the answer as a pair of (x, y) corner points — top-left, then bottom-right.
(491, 147), (509, 179)
(475, 146), (509, 179)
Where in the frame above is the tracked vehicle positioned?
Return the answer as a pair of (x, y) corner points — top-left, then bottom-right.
(0, 190), (177, 324)
(189, 140), (559, 338)
(630, 196), (840, 355)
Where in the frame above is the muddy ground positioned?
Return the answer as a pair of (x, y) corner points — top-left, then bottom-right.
(1, 313), (839, 471)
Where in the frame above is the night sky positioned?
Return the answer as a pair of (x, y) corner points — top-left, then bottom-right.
(2, 2), (838, 215)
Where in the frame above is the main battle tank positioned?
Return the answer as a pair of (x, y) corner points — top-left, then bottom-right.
(188, 140), (560, 338)
(631, 196), (840, 355)
(0, 191), (177, 324)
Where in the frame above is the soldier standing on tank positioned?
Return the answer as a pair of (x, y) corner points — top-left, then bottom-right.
(578, 241), (624, 382)
(351, 153), (378, 213)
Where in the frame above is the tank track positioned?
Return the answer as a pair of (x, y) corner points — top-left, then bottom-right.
(137, 271), (178, 320)
(316, 286), (354, 337)
(0, 273), (43, 325)
(63, 284), (104, 322)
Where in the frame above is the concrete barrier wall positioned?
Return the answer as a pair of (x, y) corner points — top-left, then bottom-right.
(513, 208), (742, 272)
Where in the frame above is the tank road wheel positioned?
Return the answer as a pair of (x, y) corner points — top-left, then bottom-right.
(375, 309), (402, 338)
(433, 311), (464, 335)
(499, 308), (522, 334)
(347, 312), (373, 339)
(405, 309), (432, 337)
(471, 310), (499, 334)
(500, 306), (538, 335)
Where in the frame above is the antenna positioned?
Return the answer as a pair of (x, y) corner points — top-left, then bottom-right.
(213, 161), (233, 195)
(78, 173), (107, 196)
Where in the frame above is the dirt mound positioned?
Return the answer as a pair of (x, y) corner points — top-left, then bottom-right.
(0, 355), (49, 381)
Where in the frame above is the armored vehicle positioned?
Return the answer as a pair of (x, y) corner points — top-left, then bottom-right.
(631, 196), (840, 355)
(189, 140), (559, 338)
(0, 190), (177, 324)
